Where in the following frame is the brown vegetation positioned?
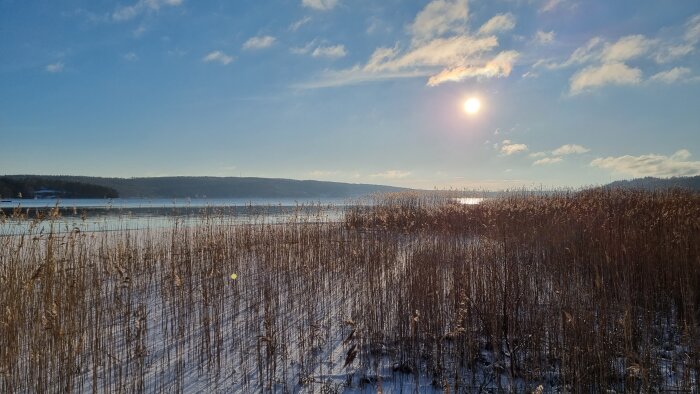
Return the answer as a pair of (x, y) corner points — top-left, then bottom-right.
(0, 189), (698, 392)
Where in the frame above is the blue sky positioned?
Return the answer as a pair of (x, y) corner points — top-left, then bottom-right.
(1, 0), (699, 189)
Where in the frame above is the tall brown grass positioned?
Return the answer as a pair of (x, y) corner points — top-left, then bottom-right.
(0, 189), (698, 392)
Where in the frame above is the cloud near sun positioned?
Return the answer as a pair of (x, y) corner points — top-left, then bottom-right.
(296, 0), (700, 94)
(299, 0), (519, 88)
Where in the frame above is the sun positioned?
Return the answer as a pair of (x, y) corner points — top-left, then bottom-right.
(463, 97), (481, 115)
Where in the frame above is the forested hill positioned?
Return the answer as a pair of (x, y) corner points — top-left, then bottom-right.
(0, 175), (405, 199)
(605, 176), (700, 191)
(0, 177), (119, 199)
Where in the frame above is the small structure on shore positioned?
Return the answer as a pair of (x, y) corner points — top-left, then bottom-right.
(34, 189), (60, 199)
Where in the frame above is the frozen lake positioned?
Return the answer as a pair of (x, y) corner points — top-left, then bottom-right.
(0, 197), (355, 235)
(0, 197), (354, 210)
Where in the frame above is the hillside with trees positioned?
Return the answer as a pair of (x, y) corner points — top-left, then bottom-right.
(0, 177), (119, 199)
(0, 175), (404, 199)
(605, 176), (700, 191)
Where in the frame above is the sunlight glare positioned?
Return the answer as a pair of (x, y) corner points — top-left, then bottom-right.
(464, 98), (481, 115)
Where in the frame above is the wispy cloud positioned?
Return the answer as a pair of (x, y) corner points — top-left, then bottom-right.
(46, 62), (64, 73)
(370, 170), (412, 179)
(591, 150), (700, 177)
(132, 25), (147, 37)
(534, 15), (700, 94)
(290, 16), (312, 31)
(427, 50), (518, 86)
(243, 36), (276, 50)
(555, 37), (604, 68)
(529, 144), (589, 165)
(649, 67), (692, 84)
(654, 14), (700, 63)
(477, 13), (516, 36)
(112, 0), (183, 22)
(297, 0), (518, 89)
(123, 52), (139, 61)
(293, 67), (428, 89)
(202, 51), (234, 65)
(365, 36), (499, 73)
(500, 140), (528, 155)
(292, 40), (346, 59)
(301, 0), (338, 11)
(600, 35), (655, 63)
(534, 30), (555, 45)
(685, 14), (700, 44)
(545, 35), (649, 94)
(533, 157), (563, 165)
(312, 44), (347, 58)
(410, 0), (469, 43)
(654, 44), (694, 64)
(540, 0), (563, 13)
(552, 144), (590, 155)
(569, 62), (642, 95)
(290, 41), (316, 55)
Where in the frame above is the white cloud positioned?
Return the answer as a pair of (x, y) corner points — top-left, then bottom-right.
(312, 44), (347, 59)
(113, 0), (183, 22)
(534, 30), (555, 45)
(427, 50), (518, 86)
(293, 67), (428, 89)
(672, 149), (692, 160)
(552, 144), (590, 155)
(528, 144), (590, 165)
(653, 14), (700, 63)
(535, 14), (700, 94)
(500, 140), (528, 155)
(591, 150), (700, 177)
(296, 0), (515, 88)
(366, 36), (498, 73)
(650, 67), (692, 84)
(533, 157), (563, 165)
(202, 51), (234, 65)
(302, 0), (337, 11)
(548, 35), (651, 70)
(654, 44), (694, 63)
(569, 62), (642, 94)
(46, 62), (64, 73)
(292, 41), (346, 59)
(685, 14), (700, 44)
(290, 16), (312, 31)
(536, 37), (602, 70)
(123, 52), (139, 61)
(478, 13), (515, 35)
(600, 35), (655, 63)
(290, 41), (316, 55)
(370, 170), (411, 179)
(243, 36), (276, 50)
(540, 0), (562, 13)
(410, 0), (469, 43)
(565, 37), (604, 66)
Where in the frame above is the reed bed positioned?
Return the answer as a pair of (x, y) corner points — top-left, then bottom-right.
(0, 189), (698, 392)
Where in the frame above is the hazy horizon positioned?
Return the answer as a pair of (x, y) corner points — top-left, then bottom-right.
(2, 0), (700, 189)
(3, 173), (697, 193)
